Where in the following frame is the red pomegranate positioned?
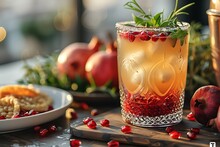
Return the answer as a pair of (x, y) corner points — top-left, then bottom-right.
(190, 85), (220, 126)
(57, 36), (102, 80)
(85, 42), (118, 89)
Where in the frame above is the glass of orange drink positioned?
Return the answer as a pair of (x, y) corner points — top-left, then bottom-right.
(115, 0), (193, 127)
(116, 21), (190, 127)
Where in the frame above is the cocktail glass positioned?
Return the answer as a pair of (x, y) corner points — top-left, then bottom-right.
(116, 21), (190, 127)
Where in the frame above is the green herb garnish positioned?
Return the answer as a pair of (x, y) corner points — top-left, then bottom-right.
(124, 0), (194, 42)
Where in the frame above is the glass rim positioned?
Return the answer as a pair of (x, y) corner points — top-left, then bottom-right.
(115, 21), (190, 32)
(207, 9), (220, 17)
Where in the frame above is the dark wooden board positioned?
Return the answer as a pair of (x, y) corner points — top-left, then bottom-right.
(70, 108), (220, 147)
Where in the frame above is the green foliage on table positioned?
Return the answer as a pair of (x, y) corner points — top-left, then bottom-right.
(18, 54), (117, 96)
(18, 54), (72, 90)
(186, 22), (217, 98)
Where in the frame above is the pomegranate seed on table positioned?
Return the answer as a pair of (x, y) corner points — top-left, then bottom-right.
(87, 120), (97, 129)
(169, 131), (181, 139)
(91, 109), (99, 116)
(121, 125), (132, 134)
(34, 126), (41, 132)
(70, 139), (82, 147)
(187, 131), (197, 140)
(187, 112), (196, 121)
(165, 126), (174, 133)
(107, 140), (120, 147)
(49, 125), (57, 133)
(70, 111), (78, 119)
(39, 129), (49, 137)
(83, 117), (93, 124)
(190, 128), (200, 134)
(100, 119), (110, 127)
(80, 102), (89, 110)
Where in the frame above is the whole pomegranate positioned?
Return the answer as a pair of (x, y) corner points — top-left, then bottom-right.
(190, 85), (220, 126)
(57, 36), (102, 80)
(85, 42), (118, 89)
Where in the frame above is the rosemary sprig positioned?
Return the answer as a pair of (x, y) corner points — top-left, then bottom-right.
(124, 0), (194, 42)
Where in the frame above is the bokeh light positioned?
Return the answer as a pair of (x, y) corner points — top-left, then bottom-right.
(0, 27), (7, 42)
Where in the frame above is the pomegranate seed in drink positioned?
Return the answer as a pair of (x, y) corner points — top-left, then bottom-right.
(49, 125), (57, 133)
(187, 112), (196, 121)
(107, 140), (119, 147)
(147, 31), (154, 36)
(159, 33), (167, 41)
(121, 125), (132, 134)
(70, 139), (81, 147)
(120, 32), (129, 39)
(87, 120), (97, 129)
(165, 126), (174, 133)
(187, 131), (197, 140)
(151, 35), (159, 42)
(83, 117), (93, 124)
(140, 31), (150, 41)
(131, 31), (139, 35)
(128, 32), (135, 42)
(126, 92), (132, 99)
(190, 128), (200, 134)
(100, 119), (110, 127)
(91, 109), (99, 116)
(169, 131), (181, 139)
(34, 126), (41, 132)
(39, 129), (49, 137)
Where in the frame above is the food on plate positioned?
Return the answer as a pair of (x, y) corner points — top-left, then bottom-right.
(0, 85), (38, 98)
(0, 85), (53, 119)
(0, 96), (20, 118)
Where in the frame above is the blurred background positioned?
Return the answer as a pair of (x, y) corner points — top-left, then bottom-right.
(0, 0), (209, 65)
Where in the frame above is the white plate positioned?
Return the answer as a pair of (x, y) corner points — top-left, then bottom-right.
(0, 85), (73, 133)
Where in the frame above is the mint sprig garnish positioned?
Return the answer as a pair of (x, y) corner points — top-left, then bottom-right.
(124, 0), (194, 43)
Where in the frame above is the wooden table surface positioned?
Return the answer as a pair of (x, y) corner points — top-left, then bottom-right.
(0, 59), (219, 147)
